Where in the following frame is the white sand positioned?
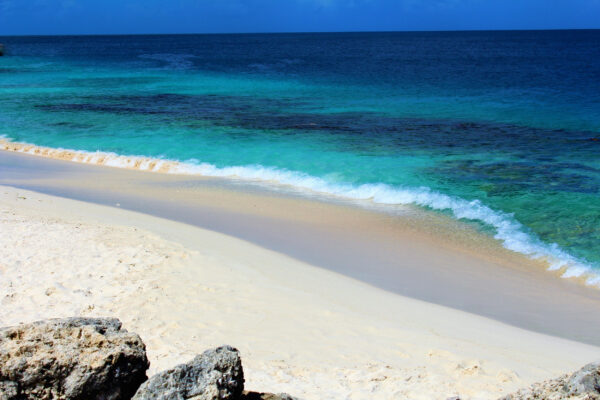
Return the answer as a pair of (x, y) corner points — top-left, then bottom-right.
(1, 185), (599, 400)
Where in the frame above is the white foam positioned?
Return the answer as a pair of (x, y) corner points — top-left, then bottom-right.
(2, 137), (598, 286)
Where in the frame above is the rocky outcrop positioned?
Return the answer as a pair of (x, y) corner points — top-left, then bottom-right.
(0, 317), (149, 400)
(566, 362), (600, 397)
(132, 346), (244, 400)
(500, 361), (600, 400)
(0, 318), (298, 400)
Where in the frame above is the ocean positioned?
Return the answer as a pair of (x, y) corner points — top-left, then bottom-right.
(0, 31), (599, 282)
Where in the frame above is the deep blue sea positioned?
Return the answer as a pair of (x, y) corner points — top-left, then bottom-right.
(1, 31), (599, 282)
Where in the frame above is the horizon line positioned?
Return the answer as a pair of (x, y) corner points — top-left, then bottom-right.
(1, 27), (599, 38)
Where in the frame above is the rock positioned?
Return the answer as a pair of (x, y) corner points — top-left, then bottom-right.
(133, 346), (244, 400)
(241, 392), (299, 400)
(0, 317), (149, 400)
(499, 361), (600, 400)
(565, 361), (600, 396)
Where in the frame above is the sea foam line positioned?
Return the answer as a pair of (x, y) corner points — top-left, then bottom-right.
(2, 137), (598, 286)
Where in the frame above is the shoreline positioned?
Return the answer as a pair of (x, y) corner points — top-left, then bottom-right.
(2, 137), (597, 286)
(2, 184), (600, 399)
(2, 149), (600, 347)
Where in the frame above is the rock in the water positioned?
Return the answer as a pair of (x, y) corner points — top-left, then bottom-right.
(500, 361), (600, 400)
(133, 346), (244, 400)
(0, 317), (149, 400)
(241, 392), (299, 400)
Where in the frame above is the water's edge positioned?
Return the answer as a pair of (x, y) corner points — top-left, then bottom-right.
(2, 136), (598, 287)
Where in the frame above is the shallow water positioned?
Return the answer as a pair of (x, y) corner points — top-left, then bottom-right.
(0, 31), (599, 281)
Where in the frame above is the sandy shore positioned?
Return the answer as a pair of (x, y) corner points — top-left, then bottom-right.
(1, 184), (599, 400)
(2, 150), (600, 346)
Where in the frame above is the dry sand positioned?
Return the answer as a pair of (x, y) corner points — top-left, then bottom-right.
(1, 185), (599, 400)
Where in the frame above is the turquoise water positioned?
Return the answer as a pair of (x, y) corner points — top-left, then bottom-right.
(0, 32), (599, 281)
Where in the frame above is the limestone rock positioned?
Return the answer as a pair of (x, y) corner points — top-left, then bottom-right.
(133, 346), (244, 400)
(499, 361), (600, 400)
(241, 392), (299, 400)
(0, 317), (149, 400)
(566, 361), (600, 396)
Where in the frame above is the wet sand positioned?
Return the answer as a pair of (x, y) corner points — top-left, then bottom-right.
(2, 149), (600, 346)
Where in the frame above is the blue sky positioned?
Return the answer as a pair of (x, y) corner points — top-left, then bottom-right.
(1, 0), (599, 35)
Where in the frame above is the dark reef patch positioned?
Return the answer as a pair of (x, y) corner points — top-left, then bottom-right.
(435, 160), (600, 195)
(48, 121), (95, 129)
(33, 92), (598, 159)
(65, 76), (165, 88)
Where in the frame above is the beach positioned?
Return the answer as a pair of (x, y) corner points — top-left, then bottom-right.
(1, 30), (600, 399)
(1, 150), (600, 399)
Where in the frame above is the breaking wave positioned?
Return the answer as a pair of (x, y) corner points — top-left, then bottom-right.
(2, 137), (598, 286)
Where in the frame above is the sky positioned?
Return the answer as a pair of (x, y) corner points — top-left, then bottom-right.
(0, 0), (599, 35)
